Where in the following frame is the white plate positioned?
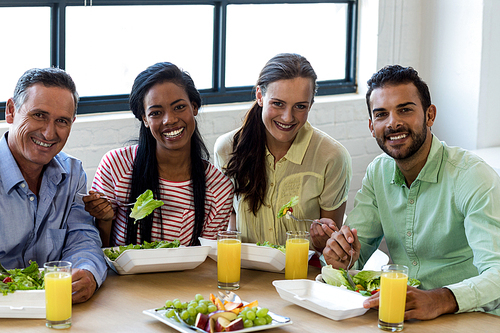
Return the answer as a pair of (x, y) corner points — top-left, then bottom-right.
(199, 238), (314, 273)
(143, 308), (292, 333)
(273, 279), (369, 321)
(0, 290), (45, 318)
(103, 246), (211, 275)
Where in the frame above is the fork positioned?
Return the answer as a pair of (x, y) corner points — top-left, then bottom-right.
(345, 241), (356, 289)
(286, 211), (323, 225)
(173, 311), (206, 333)
(76, 193), (135, 207)
(218, 290), (241, 303)
(217, 291), (291, 324)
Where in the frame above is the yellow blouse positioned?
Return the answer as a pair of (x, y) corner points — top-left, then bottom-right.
(214, 122), (352, 245)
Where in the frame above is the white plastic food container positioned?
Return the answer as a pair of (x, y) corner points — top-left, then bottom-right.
(273, 279), (369, 321)
(0, 290), (45, 318)
(104, 246), (211, 275)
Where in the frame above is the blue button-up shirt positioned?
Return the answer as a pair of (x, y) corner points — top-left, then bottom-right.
(0, 132), (107, 287)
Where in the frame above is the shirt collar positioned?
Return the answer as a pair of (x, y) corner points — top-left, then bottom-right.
(393, 134), (443, 186)
(265, 122), (314, 165)
(0, 132), (68, 193)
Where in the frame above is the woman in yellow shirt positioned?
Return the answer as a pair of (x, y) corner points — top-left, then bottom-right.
(214, 53), (352, 252)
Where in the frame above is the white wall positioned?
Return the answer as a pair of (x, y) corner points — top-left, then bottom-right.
(477, 0), (500, 148)
(378, 0), (500, 150)
(420, 0), (482, 150)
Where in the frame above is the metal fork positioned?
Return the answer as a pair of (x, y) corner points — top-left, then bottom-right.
(76, 193), (135, 207)
(173, 311), (206, 333)
(217, 290), (241, 303)
(345, 243), (356, 289)
(216, 291), (291, 324)
(286, 212), (323, 225)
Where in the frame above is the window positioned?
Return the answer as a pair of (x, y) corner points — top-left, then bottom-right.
(0, 0), (357, 119)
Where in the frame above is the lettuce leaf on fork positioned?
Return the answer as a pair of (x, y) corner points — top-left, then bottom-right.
(130, 189), (164, 224)
(277, 196), (299, 219)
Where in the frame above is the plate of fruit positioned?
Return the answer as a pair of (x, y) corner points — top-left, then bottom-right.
(143, 293), (292, 333)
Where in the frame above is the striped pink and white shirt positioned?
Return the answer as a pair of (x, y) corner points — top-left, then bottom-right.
(91, 145), (234, 246)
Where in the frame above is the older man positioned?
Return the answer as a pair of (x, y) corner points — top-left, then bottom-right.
(323, 65), (500, 320)
(0, 68), (107, 303)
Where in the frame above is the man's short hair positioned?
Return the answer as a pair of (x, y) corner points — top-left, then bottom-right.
(366, 65), (431, 118)
(13, 67), (79, 114)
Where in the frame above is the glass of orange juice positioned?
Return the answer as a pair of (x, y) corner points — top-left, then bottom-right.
(44, 261), (72, 329)
(285, 231), (310, 280)
(217, 231), (241, 290)
(378, 264), (408, 331)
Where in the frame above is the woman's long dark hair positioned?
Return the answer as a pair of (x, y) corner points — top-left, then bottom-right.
(224, 53), (317, 215)
(126, 62), (209, 246)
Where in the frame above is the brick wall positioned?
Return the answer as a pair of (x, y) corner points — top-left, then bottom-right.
(0, 94), (380, 213)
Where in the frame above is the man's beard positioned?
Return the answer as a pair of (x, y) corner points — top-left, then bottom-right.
(376, 120), (428, 161)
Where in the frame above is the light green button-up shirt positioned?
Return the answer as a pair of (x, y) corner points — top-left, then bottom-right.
(215, 122), (352, 245)
(348, 135), (500, 315)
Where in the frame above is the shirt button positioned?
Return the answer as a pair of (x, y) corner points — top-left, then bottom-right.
(266, 204), (271, 208)
(21, 183), (26, 188)
(412, 261), (418, 266)
(29, 196), (35, 202)
(407, 231), (412, 237)
(409, 199), (414, 204)
(269, 228), (273, 232)
(270, 183), (274, 187)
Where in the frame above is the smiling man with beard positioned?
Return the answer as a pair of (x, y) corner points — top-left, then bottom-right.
(0, 68), (107, 303)
(323, 65), (500, 320)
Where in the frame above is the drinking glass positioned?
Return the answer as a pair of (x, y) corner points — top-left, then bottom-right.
(44, 261), (72, 329)
(378, 264), (408, 331)
(285, 231), (310, 280)
(217, 231), (241, 290)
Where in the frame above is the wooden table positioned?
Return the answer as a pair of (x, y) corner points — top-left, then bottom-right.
(2, 260), (499, 332)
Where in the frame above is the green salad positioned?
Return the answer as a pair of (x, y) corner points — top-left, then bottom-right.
(103, 240), (181, 261)
(321, 265), (420, 296)
(0, 261), (44, 296)
(130, 189), (164, 224)
(256, 241), (286, 253)
(277, 196), (299, 219)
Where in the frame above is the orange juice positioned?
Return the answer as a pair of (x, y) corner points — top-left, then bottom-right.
(45, 271), (72, 321)
(285, 238), (309, 279)
(379, 271), (408, 324)
(217, 239), (241, 284)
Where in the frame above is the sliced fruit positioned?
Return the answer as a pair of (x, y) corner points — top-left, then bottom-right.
(194, 312), (209, 330)
(225, 318), (244, 331)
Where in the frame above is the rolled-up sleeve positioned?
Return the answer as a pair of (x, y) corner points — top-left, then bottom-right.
(61, 166), (107, 287)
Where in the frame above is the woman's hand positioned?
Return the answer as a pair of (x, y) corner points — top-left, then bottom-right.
(310, 204), (346, 252)
(82, 191), (115, 247)
(82, 191), (114, 221)
(310, 218), (338, 251)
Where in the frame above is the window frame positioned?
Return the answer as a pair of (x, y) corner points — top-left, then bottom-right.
(0, 0), (358, 118)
